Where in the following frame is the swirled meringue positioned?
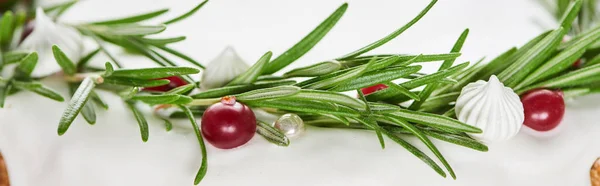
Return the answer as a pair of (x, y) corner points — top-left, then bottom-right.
(19, 8), (84, 77)
(455, 75), (524, 142)
(200, 47), (249, 90)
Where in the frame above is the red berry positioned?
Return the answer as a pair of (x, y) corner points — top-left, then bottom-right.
(201, 96), (257, 149)
(360, 84), (388, 95)
(572, 59), (583, 68)
(143, 76), (187, 92)
(521, 89), (565, 132)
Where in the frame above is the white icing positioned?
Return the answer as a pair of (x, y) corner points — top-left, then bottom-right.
(18, 8), (83, 78)
(199, 47), (249, 90)
(455, 75), (524, 142)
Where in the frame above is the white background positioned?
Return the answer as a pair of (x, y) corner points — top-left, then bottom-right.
(2, 0), (600, 185)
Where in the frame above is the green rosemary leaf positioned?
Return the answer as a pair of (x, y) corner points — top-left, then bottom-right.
(103, 62), (114, 77)
(89, 24), (166, 36)
(256, 75), (285, 82)
(68, 83), (96, 125)
(77, 48), (101, 69)
(109, 66), (199, 79)
(57, 77), (95, 135)
(140, 36), (186, 46)
(169, 95), (194, 105)
(163, 0), (209, 25)
(498, 27), (565, 87)
(320, 114), (350, 125)
(15, 52), (38, 78)
(166, 84), (195, 95)
(379, 128), (446, 177)
(118, 87), (140, 100)
(366, 55), (415, 72)
(80, 101), (97, 125)
(302, 62), (370, 90)
(43, 0), (77, 13)
(0, 11), (14, 46)
(246, 98), (361, 117)
(235, 86), (300, 101)
(190, 80), (296, 99)
(419, 92), (460, 112)
(177, 105), (208, 185)
(52, 45), (77, 76)
(584, 54), (600, 67)
(12, 80), (64, 101)
(389, 109), (482, 133)
(283, 60), (341, 78)
(383, 82), (420, 101)
(287, 89), (365, 108)
(338, 0), (438, 60)
(464, 47), (517, 86)
(2, 51), (28, 65)
(409, 29), (468, 110)
(130, 94), (181, 104)
(90, 9), (169, 25)
(257, 121), (290, 146)
(229, 51), (272, 85)
(47, 0), (76, 20)
(0, 82), (11, 108)
(125, 101), (149, 142)
(558, 0), (582, 32)
(103, 77), (170, 87)
(162, 119), (173, 132)
(425, 130), (487, 152)
(354, 116), (385, 149)
(90, 91), (108, 110)
(562, 87), (600, 98)
(380, 115), (456, 179)
(262, 3), (347, 74)
(187, 98), (220, 106)
(153, 45), (205, 69)
(518, 63), (600, 93)
(517, 24), (600, 89)
(366, 62), (469, 102)
(329, 65), (422, 92)
(443, 107), (456, 117)
(342, 53), (461, 67)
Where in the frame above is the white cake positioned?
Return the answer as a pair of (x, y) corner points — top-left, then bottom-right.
(1, 0), (599, 185)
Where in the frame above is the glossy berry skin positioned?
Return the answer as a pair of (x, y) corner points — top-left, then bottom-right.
(360, 84), (388, 95)
(521, 89), (565, 132)
(201, 96), (257, 149)
(143, 76), (187, 92)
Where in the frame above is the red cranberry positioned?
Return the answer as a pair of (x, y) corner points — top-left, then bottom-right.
(521, 89), (565, 132)
(143, 76), (187, 92)
(572, 59), (583, 68)
(201, 96), (256, 149)
(360, 84), (388, 95)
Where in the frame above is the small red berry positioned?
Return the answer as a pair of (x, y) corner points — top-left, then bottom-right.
(201, 96), (257, 149)
(572, 59), (584, 68)
(521, 89), (565, 132)
(360, 84), (388, 95)
(143, 76), (187, 92)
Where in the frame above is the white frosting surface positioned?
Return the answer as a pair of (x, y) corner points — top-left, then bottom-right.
(2, 0), (599, 185)
(456, 75), (524, 142)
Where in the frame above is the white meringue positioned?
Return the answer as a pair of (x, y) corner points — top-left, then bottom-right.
(18, 8), (84, 77)
(455, 75), (524, 142)
(199, 47), (249, 90)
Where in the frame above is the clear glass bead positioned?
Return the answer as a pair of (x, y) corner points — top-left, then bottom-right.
(274, 113), (305, 138)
